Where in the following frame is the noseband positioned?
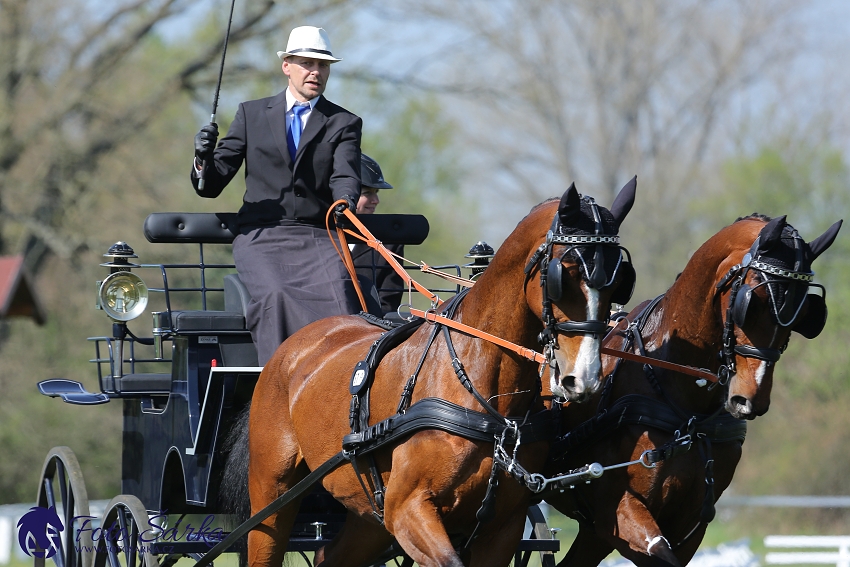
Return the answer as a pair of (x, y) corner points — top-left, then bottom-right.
(524, 196), (634, 356)
(714, 227), (823, 380)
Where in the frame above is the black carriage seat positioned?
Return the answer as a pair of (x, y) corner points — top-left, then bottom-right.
(114, 373), (173, 394)
(158, 310), (246, 332)
(143, 212), (430, 247)
(141, 212), (431, 368)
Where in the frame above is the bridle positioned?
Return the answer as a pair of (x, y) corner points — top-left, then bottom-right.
(714, 227), (826, 381)
(524, 196), (635, 364)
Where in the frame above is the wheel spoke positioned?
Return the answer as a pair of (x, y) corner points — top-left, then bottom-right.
(106, 534), (121, 567)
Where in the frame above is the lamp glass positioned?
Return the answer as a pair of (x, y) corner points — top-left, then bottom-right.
(99, 272), (148, 321)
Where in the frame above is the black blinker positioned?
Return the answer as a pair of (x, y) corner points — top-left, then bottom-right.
(610, 261), (636, 305)
(546, 258), (563, 302)
(793, 293), (827, 339)
(732, 284), (754, 328)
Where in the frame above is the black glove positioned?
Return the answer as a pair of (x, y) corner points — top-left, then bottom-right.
(334, 195), (357, 225)
(194, 123), (219, 161)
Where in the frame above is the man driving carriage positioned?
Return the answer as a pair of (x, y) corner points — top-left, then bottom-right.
(191, 25), (362, 366)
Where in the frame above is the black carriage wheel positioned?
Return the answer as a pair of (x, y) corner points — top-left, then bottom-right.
(94, 496), (159, 567)
(34, 446), (94, 567)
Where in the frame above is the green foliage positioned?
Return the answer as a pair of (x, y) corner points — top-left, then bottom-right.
(360, 95), (479, 296)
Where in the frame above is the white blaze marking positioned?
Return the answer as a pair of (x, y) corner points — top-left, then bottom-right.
(754, 360), (768, 386)
(573, 286), (601, 375)
(560, 286), (602, 397)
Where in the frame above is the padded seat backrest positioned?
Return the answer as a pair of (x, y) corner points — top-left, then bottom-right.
(224, 273), (252, 318)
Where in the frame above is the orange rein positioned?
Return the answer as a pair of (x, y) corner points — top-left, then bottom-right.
(327, 202), (545, 366)
(326, 201), (442, 311)
(326, 202), (719, 381)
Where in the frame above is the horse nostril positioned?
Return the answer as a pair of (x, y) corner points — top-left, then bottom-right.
(561, 375), (577, 390)
(729, 395), (752, 415)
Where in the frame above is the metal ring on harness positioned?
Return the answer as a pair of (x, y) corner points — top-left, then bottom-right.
(397, 303), (414, 321)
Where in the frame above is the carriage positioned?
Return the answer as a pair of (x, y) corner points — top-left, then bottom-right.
(31, 186), (838, 567)
(31, 211), (563, 567)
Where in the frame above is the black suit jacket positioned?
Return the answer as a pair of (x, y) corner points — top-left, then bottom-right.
(192, 92), (361, 227)
(352, 242), (405, 315)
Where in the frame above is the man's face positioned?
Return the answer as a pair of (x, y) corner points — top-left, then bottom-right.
(282, 56), (330, 101)
(356, 188), (380, 215)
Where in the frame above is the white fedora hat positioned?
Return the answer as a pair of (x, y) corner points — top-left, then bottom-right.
(277, 26), (341, 63)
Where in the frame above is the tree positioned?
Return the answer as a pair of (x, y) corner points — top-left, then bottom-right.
(345, 0), (824, 301)
(0, 0), (359, 503)
(0, 0), (352, 273)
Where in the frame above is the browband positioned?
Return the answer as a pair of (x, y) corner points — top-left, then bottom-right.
(548, 234), (620, 246)
(748, 259), (813, 282)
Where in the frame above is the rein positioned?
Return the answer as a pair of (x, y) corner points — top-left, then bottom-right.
(600, 346), (718, 383)
(329, 202), (548, 367)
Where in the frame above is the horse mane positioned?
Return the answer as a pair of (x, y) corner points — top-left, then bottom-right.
(734, 212), (772, 223)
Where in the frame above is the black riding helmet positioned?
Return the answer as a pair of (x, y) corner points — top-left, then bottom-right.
(361, 154), (393, 189)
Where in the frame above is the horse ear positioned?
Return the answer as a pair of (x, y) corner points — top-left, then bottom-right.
(609, 175), (637, 228)
(757, 215), (787, 253)
(558, 183), (581, 226)
(805, 219), (843, 262)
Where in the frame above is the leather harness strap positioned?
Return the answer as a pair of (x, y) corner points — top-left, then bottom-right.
(411, 307), (547, 365)
(600, 346), (718, 383)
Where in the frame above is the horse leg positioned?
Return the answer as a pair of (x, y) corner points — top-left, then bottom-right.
(604, 495), (682, 567)
(247, 368), (309, 567)
(557, 524), (614, 567)
(385, 493), (464, 567)
(314, 512), (395, 567)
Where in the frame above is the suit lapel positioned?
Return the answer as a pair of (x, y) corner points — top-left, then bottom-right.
(295, 96), (327, 166)
(265, 90), (292, 167)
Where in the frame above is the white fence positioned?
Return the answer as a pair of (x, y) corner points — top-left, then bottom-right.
(765, 536), (850, 567)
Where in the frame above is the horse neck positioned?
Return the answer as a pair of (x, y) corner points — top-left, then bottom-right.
(445, 233), (544, 415)
(620, 223), (760, 411)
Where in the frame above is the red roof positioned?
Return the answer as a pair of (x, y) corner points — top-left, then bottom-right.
(0, 255), (45, 324)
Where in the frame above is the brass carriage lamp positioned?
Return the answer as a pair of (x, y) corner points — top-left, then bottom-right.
(464, 241), (495, 278)
(97, 242), (148, 322)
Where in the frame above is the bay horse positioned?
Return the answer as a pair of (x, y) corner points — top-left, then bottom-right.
(229, 181), (639, 567)
(544, 213), (842, 567)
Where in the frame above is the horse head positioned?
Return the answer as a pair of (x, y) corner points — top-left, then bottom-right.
(717, 214), (842, 419)
(515, 178), (637, 402)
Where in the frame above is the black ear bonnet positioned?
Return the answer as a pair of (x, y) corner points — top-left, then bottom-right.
(730, 224), (826, 338)
(546, 196), (635, 305)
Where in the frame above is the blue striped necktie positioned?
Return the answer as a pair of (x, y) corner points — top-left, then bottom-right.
(288, 104), (309, 161)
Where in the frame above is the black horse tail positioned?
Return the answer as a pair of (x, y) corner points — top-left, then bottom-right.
(219, 403), (251, 566)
